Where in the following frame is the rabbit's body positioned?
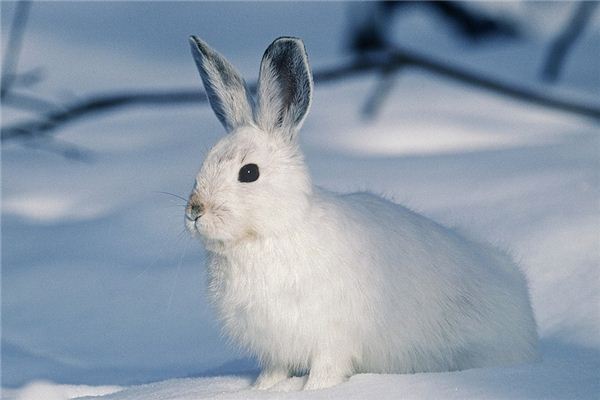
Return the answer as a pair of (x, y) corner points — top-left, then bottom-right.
(186, 36), (538, 390)
(207, 189), (537, 382)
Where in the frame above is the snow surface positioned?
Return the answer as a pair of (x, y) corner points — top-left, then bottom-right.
(2, 2), (599, 399)
(1, 382), (122, 400)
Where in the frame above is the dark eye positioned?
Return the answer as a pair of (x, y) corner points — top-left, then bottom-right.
(238, 163), (259, 183)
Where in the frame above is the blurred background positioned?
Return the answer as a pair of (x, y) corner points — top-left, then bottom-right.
(1, 0), (599, 394)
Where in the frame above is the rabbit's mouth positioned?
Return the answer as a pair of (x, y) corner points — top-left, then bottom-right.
(185, 207), (237, 243)
(185, 210), (213, 237)
(184, 213), (201, 236)
(187, 211), (260, 249)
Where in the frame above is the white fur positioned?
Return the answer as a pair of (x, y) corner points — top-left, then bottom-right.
(186, 37), (539, 391)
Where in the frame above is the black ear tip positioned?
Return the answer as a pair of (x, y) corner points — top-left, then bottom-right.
(272, 36), (305, 49)
(265, 37), (308, 62)
(274, 36), (303, 43)
(189, 36), (211, 55)
(189, 36), (200, 51)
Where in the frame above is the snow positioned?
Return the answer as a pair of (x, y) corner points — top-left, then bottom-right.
(1, 2), (599, 400)
(0, 382), (122, 400)
(73, 340), (600, 399)
(8, 341), (593, 400)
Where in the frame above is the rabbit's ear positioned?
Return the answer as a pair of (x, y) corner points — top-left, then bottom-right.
(189, 36), (254, 133)
(255, 37), (313, 140)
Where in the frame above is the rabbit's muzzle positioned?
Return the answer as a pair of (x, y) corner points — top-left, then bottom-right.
(185, 200), (204, 224)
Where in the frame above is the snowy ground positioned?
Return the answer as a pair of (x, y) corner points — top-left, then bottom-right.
(2, 2), (599, 400)
(5, 336), (600, 400)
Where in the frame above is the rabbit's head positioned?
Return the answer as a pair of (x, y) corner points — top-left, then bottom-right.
(185, 37), (313, 246)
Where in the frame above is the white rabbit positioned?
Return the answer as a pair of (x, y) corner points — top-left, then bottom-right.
(185, 36), (538, 391)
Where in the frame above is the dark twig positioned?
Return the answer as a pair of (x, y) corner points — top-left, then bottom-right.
(2, 46), (599, 142)
(385, 47), (600, 120)
(2, 67), (44, 90)
(22, 136), (92, 161)
(1, 0), (32, 98)
(426, 1), (519, 41)
(541, 1), (598, 83)
(1, 89), (209, 140)
(154, 191), (189, 202)
(362, 59), (404, 119)
(2, 91), (64, 113)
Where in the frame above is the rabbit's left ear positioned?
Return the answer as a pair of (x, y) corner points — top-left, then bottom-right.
(189, 36), (255, 133)
(255, 37), (313, 141)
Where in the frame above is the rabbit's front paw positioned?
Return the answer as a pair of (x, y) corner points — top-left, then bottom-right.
(253, 367), (289, 390)
(303, 356), (350, 390)
(303, 373), (347, 391)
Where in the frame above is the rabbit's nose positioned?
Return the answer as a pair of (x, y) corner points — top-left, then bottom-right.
(186, 203), (205, 221)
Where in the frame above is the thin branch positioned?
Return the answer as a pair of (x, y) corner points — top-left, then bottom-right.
(426, 1), (519, 41)
(1, 0), (32, 98)
(1, 89), (208, 140)
(2, 67), (44, 89)
(362, 60), (403, 119)
(385, 47), (600, 120)
(2, 46), (599, 141)
(22, 136), (92, 161)
(2, 91), (64, 113)
(541, 1), (598, 83)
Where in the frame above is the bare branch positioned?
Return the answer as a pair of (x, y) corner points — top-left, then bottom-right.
(2, 91), (64, 113)
(2, 46), (599, 142)
(3, 67), (45, 89)
(541, 1), (598, 83)
(22, 136), (92, 161)
(362, 61), (403, 119)
(384, 47), (600, 120)
(1, 89), (208, 140)
(1, 1), (32, 98)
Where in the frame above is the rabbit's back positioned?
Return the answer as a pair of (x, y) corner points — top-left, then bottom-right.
(334, 190), (538, 372)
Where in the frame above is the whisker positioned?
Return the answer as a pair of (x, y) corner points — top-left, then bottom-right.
(154, 191), (189, 202)
(161, 204), (187, 209)
(214, 201), (231, 213)
(177, 227), (190, 242)
(134, 226), (190, 283)
(166, 238), (190, 312)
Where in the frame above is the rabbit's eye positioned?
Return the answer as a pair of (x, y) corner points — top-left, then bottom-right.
(238, 163), (259, 183)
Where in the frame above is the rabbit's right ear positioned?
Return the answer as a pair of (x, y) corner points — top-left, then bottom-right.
(255, 37), (313, 141)
(189, 36), (254, 133)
